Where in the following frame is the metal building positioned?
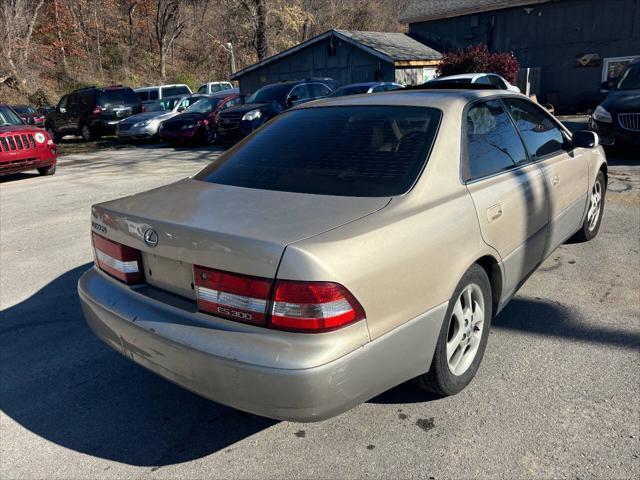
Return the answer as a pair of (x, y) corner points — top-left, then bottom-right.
(401, 0), (640, 111)
(231, 30), (442, 94)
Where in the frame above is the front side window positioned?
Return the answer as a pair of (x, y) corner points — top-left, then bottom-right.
(197, 85), (207, 93)
(310, 83), (332, 98)
(489, 75), (507, 89)
(58, 95), (68, 110)
(504, 98), (565, 159)
(196, 106), (441, 197)
(465, 100), (528, 181)
(475, 76), (492, 85)
(289, 84), (311, 101)
(247, 84), (291, 103)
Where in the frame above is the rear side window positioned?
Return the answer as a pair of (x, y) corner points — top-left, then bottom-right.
(503, 98), (565, 159)
(196, 106), (441, 197)
(137, 91), (149, 101)
(465, 100), (528, 181)
(162, 86), (190, 97)
(310, 83), (332, 97)
(97, 88), (140, 106)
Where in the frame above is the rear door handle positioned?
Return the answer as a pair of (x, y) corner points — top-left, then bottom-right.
(487, 203), (503, 223)
(551, 175), (560, 186)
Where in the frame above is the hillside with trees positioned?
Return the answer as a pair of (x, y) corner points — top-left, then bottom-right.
(0, 0), (410, 106)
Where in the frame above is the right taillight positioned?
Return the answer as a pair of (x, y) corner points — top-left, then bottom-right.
(269, 280), (365, 332)
(193, 266), (366, 333)
(92, 232), (143, 284)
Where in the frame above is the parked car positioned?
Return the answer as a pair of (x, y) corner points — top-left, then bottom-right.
(1, 104), (57, 176)
(160, 90), (244, 145)
(39, 106), (56, 116)
(116, 95), (202, 140)
(329, 82), (404, 97)
(429, 73), (520, 92)
(197, 82), (234, 94)
(590, 58), (640, 148)
(79, 89), (607, 422)
(45, 85), (143, 142)
(134, 84), (192, 104)
(216, 78), (336, 143)
(11, 105), (46, 126)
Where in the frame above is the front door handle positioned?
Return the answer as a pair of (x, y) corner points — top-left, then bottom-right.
(487, 203), (503, 223)
(551, 175), (560, 186)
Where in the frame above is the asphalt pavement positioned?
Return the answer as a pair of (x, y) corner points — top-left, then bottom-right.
(1, 140), (638, 479)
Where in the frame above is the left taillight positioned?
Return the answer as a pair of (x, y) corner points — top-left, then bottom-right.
(92, 232), (144, 284)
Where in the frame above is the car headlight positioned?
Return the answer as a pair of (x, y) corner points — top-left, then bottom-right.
(593, 105), (612, 123)
(181, 123), (197, 130)
(34, 132), (46, 144)
(242, 109), (262, 122)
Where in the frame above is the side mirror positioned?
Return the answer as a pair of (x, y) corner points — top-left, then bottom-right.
(287, 95), (300, 106)
(58, 107), (66, 113)
(177, 106), (185, 112)
(572, 130), (599, 149)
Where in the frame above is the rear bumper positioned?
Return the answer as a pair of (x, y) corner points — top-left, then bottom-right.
(78, 267), (445, 422)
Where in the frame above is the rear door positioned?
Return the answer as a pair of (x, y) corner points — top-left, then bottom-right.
(464, 99), (549, 300)
(503, 98), (590, 252)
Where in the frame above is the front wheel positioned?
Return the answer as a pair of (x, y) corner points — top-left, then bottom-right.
(80, 123), (93, 142)
(37, 164), (56, 176)
(414, 263), (493, 396)
(570, 170), (606, 242)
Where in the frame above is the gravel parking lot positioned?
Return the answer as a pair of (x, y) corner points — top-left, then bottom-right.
(1, 139), (639, 479)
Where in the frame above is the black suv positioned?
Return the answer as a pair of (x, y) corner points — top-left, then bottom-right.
(45, 86), (142, 142)
(216, 78), (338, 144)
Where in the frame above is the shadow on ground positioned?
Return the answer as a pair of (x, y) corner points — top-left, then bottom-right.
(1, 265), (637, 466)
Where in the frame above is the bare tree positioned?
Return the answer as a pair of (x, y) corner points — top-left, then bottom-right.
(154, 0), (185, 79)
(0, 0), (45, 89)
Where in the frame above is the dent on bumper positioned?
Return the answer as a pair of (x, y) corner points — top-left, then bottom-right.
(78, 267), (446, 422)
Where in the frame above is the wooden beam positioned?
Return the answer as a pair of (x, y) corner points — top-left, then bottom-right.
(394, 60), (440, 68)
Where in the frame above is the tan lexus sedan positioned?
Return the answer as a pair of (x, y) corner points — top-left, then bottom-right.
(78, 89), (607, 422)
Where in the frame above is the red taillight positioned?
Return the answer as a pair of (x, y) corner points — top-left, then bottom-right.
(92, 233), (143, 284)
(92, 106), (101, 116)
(193, 267), (366, 332)
(269, 281), (365, 332)
(141, 105), (145, 112)
(194, 265), (272, 325)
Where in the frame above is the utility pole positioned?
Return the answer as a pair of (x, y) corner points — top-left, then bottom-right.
(226, 42), (236, 75)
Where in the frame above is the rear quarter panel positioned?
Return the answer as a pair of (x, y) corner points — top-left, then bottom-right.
(278, 109), (501, 340)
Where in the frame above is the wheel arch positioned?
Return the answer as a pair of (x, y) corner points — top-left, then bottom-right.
(473, 255), (503, 317)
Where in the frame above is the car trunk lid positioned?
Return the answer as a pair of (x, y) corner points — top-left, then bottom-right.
(91, 178), (389, 294)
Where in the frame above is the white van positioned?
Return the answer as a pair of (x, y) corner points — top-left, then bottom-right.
(197, 82), (234, 94)
(134, 84), (192, 104)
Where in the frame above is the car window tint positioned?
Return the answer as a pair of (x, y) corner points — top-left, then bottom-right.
(489, 75), (506, 89)
(289, 84), (311, 101)
(504, 98), (565, 159)
(196, 106), (442, 197)
(161, 86), (190, 97)
(149, 90), (159, 101)
(58, 96), (68, 109)
(385, 84), (402, 91)
(310, 83), (331, 97)
(137, 91), (149, 101)
(465, 100), (528, 181)
(197, 85), (206, 93)
(475, 76), (492, 85)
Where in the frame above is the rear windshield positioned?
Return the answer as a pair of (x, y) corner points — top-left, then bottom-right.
(13, 105), (36, 114)
(162, 86), (191, 97)
(146, 97), (182, 112)
(196, 106), (441, 197)
(97, 88), (140, 106)
(248, 84), (291, 103)
(617, 64), (640, 90)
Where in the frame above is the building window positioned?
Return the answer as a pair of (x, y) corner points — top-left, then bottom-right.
(602, 56), (640, 83)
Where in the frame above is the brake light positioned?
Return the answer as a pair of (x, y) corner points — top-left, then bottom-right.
(92, 106), (101, 116)
(270, 281), (365, 332)
(194, 266), (271, 325)
(92, 233), (143, 284)
(141, 105), (145, 112)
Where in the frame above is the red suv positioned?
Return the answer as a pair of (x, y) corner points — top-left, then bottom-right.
(1, 105), (57, 176)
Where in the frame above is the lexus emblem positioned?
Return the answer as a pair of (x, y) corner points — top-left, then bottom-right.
(144, 228), (158, 247)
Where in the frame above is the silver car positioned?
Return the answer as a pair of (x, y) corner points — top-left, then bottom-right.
(80, 89), (607, 422)
(116, 95), (201, 140)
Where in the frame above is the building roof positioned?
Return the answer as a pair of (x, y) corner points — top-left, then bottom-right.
(231, 30), (441, 80)
(400, 0), (553, 23)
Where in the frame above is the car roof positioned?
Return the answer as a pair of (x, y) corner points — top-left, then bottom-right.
(134, 84), (189, 91)
(298, 88), (523, 110)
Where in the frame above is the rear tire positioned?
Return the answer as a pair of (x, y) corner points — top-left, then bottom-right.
(37, 164), (56, 176)
(414, 263), (493, 396)
(80, 123), (93, 141)
(570, 170), (606, 243)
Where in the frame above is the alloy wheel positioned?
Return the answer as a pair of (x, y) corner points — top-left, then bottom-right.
(587, 180), (602, 232)
(446, 284), (485, 376)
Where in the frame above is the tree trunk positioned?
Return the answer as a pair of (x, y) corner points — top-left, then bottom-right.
(53, 0), (67, 72)
(255, 0), (267, 61)
(21, 0), (45, 65)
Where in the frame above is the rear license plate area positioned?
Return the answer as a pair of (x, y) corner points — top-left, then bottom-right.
(141, 253), (196, 300)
